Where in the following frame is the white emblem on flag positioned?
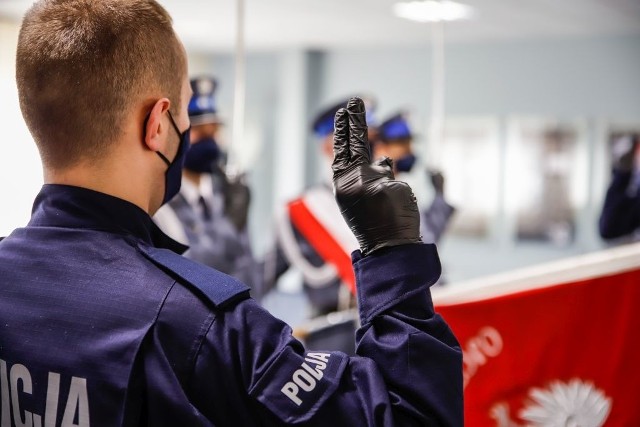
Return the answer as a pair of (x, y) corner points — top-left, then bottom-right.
(520, 379), (611, 427)
(491, 379), (611, 427)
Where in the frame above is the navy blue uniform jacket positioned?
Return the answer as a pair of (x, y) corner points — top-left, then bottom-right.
(0, 185), (463, 426)
(599, 170), (640, 240)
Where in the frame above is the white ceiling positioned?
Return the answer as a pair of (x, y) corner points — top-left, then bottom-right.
(1, 0), (639, 52)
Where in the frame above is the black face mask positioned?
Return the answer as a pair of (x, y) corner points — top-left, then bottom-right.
(396, 153), (417, 173)
(154, 111), (191, 205)
(184, 137), (221, 173)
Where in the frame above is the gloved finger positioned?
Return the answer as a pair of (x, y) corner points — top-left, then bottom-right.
(372, 156), (395, 180)
(347, 97), (370, 165)
(332, 108), (350, 173)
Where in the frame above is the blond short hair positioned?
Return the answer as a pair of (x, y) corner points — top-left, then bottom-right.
(16, 0), (186, 169)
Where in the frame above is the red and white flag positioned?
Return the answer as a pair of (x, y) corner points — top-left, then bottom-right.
(433, 243), (640, 426)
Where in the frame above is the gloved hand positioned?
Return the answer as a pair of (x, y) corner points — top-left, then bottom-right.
(332, 97), (422, 256)
(428, 169), (445, 195)
(222, 173), (251, 232)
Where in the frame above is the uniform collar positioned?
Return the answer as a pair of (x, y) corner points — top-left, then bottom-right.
(29, 184), (188, 254)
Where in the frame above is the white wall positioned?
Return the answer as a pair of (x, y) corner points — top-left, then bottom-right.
(0, 20), (42, 237)
(321, 35), (640, 119)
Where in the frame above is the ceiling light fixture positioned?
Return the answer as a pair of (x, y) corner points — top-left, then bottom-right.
(393, 0), (474, 23)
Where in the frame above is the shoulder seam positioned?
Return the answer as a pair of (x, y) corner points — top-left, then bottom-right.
(185, 312), (217, 388)
(135, 243), (250, 308)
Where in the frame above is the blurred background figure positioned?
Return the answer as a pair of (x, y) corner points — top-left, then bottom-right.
(263, 96), (376, 317)
(374, 111), (455, 245)
(599, 133), (640, 243)
(154, 76), (261, 290)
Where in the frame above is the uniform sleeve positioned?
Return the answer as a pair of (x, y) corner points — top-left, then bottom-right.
(599, 170), (640, 239)
(188, 243), (463, 426)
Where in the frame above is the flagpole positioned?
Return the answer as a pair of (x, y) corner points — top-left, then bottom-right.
(228, 0), (246, 176)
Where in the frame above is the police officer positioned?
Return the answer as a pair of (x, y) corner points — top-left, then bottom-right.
(0, 1), (463, 426)
(375, 112), (455, 244)
(153, 76), (260, 290)
(265, 97), (376, 316)
(599, 133), (640, 242)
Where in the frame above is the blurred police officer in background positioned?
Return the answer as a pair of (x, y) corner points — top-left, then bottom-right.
(599, 133), (640, 242)
(264, 97), (376, 316)
(374, 111), (455, 245)
(0, 1), (462, 425)
(154, 76), (261, 290)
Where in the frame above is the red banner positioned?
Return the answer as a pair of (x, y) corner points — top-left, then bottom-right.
(434, 243), (640, 426)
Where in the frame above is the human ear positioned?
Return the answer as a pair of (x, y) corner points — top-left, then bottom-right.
(143, 98), (171, 152)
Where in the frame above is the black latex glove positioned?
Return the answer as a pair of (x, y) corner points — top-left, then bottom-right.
(219, 169), (251, 231)
(332, 97), (422, 256)
(226, 179), (250, 231)
(429, 169), (445, 195)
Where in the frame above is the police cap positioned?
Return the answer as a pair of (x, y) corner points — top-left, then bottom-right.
(378, 112), (412, 143)
(312, 96), (377, 138)
(188, 76), (221, 126)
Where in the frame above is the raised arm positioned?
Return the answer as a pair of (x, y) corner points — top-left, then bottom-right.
(190, 97), (463, 426)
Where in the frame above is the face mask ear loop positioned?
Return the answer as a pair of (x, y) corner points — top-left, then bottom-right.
(158, 110), (187, 167)
(149, 110), (181, 168)
(156, 151), (172, 167)
(166, 110), (182, 137)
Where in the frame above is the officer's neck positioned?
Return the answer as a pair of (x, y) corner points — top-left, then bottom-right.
(44, 156), (155, 215)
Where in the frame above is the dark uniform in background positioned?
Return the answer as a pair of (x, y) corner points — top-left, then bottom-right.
(599, 133), (640, 242)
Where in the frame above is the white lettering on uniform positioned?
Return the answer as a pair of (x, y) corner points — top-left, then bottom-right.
(61, 377), (90, 427)
(44, 373), (60, 427)
(306, 353), (330, 363)
(301, 362), (323, 380)
(0, 359), (89, 427)
(292, 370), (315, 392)
(281, 353), (331, 406)
(11, 364), (34, 427)
(1, 360), (11, 427)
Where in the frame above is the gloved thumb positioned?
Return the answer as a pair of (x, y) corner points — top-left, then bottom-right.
(372, 157), (395, 180)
